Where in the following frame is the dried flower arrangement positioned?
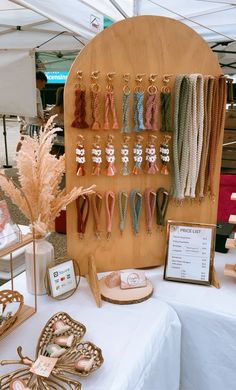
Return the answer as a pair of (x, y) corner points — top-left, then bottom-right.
(0, 117), (95, 236)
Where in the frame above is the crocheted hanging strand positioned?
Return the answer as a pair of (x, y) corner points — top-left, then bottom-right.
(130, 189), (142, 235)
(144, 188), (156, 234)
(208, 76), (226, 199)
(134, 91), (145, 132)
(104, 90), (119, 130)
(185, 74), (204, 199)
(145, 78), (158, 130)
(172, 74), (185, 200)
(118, 190), (128, 234)
(198, 76), (214, 199)
(71, 89), (89, 128)
(122, 92), (130, 133)
(91, 89), (101, 130)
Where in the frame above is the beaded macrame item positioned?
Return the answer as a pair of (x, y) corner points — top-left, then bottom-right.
(160, 74), (172, 132)
(121, 135), (130, 176)
(160, 135), (171, 175)
(76, 135), (86, 176)
(122, 74), (131, 133)
(71, 71), (89, 129)
(92, 135), (102, 176)
(105, 134), (116, 176)
(144, 74), (158, 131)
(104, 73), (119, 130)
(145, 134), (158, 174)
(133, 135), (143, 175)
(133, 74), (145, 132)
(90, 71), (101, 130)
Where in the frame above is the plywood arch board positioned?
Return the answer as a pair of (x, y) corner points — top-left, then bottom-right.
(65, 16), (223, 275)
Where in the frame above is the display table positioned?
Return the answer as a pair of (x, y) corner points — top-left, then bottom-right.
(144, 250), (236, 390)
(0, 273), (181, 390)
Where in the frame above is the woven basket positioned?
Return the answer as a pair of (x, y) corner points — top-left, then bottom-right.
(0, 290), (24, 336)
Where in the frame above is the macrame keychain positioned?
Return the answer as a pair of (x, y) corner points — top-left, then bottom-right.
(76, 134), (86, 176)
(122, 73), (131, 133)
(90, 70), (101, 130)
(118, 190), (128, 235)
(91, 192), (102, 238)
(144, 188), (156, 234)
(71, 71), (89, 129)
(76, 195), (90, 239)
(133, 74), (145, 132)
(160, 74), (172, 132)
(130, 189), (142, 235)
(160, 134), (171, 175)
(145, 74), (158, 131)
(105, 190), (115, 239)
(92, 135), (102, 176)
(156, 187), (169, 230)
(121, 135), (130, 176)
(104, 72), (119, 130)
(144, 134), (159, 174)
(105, 134), (116, 176)
(133, 135), (144, 175)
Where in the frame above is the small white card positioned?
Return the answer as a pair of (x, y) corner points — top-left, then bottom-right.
(30, 355), (58, 377)
(48, 260), (76, 298)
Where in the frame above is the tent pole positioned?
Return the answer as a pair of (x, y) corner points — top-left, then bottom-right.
(2, 115), (12, 168)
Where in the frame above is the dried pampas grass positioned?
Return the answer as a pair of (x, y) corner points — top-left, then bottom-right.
(0, 116), (95, 236)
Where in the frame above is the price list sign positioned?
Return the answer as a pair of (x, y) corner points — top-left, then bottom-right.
(164, 221), (215, 285)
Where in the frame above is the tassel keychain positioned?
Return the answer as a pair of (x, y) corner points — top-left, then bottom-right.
(133, 134), (144, 175)
(76, 134), (86, 176)
(104, 72), (119, 130)
(122, 73), (131, 133)
(133, 74), (146, 132)
(71, 71), (89, 129)
(160, 74), (172, 132)
(121, 135), (130, 176)
(144, 134), (159, 174)
(160, 134), (171, 175)
(105, 134), (116, 176)
(90, 70), (101, 130)
(145, 74), (158, 131)
(92, 135), (102, 176)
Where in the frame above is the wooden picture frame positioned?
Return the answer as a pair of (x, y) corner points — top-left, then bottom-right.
(47, 259), (78, 299)
(164, 220), (216, 286)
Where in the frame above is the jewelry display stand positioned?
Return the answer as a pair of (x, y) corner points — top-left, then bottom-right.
(0, 174), (37, 340)
(65, 16), (224, 276)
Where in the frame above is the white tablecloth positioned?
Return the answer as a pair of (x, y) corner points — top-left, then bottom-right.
(0, 273), (181, 390)
(145, 250), (236, 390)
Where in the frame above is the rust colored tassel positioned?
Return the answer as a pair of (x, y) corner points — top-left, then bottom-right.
(72, 89), (89, 129)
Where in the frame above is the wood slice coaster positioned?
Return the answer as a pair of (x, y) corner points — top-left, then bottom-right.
(98, 277), (153, 305)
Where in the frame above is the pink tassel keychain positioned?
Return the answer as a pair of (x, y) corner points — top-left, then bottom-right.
(105, 134), (116, 176)
(104, 72), (119, 130)
(76, 134), (86, 176)
(145, 134), (159, 174)
(92, 135), (102, 176)
(144, 74), (158, 131)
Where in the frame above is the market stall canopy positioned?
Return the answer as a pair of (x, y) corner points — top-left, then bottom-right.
(5, 0), (236, 73)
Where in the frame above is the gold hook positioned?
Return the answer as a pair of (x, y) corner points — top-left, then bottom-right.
(149, 74), (157, 83)
(123, 73), (130, 83)
(107, 72), (116, 81)
(135, 73), (146, 83)
(91, 70), (100, 80)
(163, 74), (173, 84)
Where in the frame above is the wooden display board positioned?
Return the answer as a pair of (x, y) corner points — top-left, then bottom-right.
(65, 16), (224, 275)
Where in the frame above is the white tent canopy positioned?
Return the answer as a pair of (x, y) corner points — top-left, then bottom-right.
(1, 0), (236, 117)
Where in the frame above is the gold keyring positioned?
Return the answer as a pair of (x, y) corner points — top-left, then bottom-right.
(148, 85), (157, 94)
(123, 85), (131, 94)
(91, 83), (101, 93)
